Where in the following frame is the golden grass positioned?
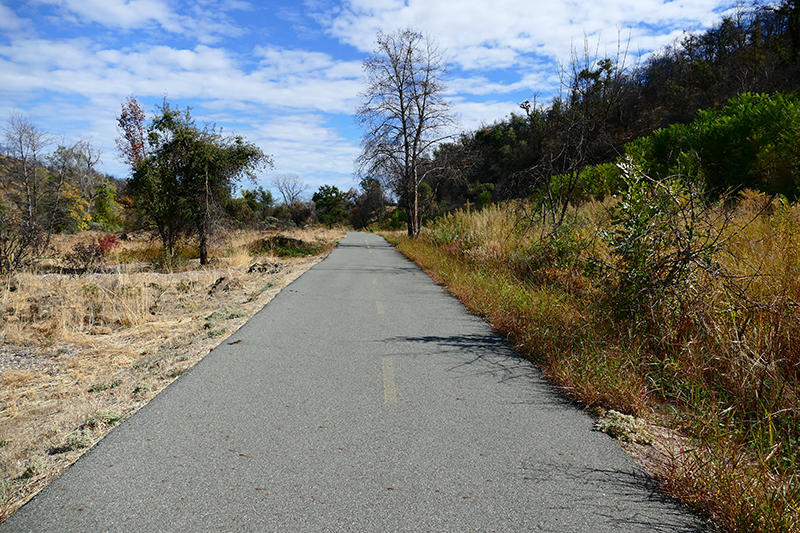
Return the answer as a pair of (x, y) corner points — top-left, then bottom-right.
(0, 227), (345, 522)
(391, 194), (800, 532)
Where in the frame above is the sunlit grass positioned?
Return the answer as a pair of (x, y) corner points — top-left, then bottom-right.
(391, 195), (800, 532)
(0, 226), (345, 522)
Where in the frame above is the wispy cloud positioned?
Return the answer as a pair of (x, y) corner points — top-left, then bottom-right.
(33, 0), (184, 31)
(326, 0), (735, 69)
(32, 0), (249, 42)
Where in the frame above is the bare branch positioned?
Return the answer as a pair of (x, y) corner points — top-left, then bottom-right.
(355, 27), (457, 236)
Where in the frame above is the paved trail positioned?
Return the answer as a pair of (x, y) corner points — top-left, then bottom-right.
(2, 232), (704, 532)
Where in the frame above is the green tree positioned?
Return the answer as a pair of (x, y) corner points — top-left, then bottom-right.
(312, 185), (349, 227)
(92, 179), (123, 231)
(227, 186), (275, 227)
(120, 99), (273, 264)
(349, 177), (387, 229)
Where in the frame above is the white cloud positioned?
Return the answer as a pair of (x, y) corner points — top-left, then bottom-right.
(0, 2), (34, 34)
(0, 37), (363, 115)
(327, 0), (736, 70)
(450, 99), (523, 131)
(253, 113), (362, 192)
(32, 0), (249, 42)
(34, 0), (182, 31)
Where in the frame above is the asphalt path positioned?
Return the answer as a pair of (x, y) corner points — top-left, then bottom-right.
(2, 232), (705, 532)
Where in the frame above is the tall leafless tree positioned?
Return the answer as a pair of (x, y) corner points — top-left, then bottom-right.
(1, 113), (54, 222)
(355, 28), (456, 237)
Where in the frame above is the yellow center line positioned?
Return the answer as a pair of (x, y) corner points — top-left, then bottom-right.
(376, 301), (384, 314)
(382, 357), (397, 404)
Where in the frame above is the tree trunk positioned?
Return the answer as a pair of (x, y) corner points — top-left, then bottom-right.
(407, 171), (421, 238)
(199, 222), (208, 265)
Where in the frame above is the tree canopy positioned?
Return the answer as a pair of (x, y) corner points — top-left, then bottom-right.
(312, 185), (350, 227)
(119, 99), (272, 264)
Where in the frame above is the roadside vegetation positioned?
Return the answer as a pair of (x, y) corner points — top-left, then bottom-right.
(362, 5), (800, 529)
(388, 187), (798, 531)
(0, 227), (343, 521)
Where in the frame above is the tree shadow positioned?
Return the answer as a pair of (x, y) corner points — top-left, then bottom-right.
(519, 460), (708, 532)
(382, 333), (575, 408)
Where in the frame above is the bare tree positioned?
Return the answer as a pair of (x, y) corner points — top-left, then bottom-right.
(0, 114), (57, 272)
(49, 140), (103, 222)
(69, 140), (103, 205)
(355, 28), (457, 237)
(1, 113), (54, 222)
(271, 174), (308, 205)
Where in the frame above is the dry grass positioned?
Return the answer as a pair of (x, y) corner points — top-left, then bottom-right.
(0, 227), (344, 522)
(389, 194), (800, 532)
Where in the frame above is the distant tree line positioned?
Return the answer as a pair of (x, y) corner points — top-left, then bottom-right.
(0, 95), (388, 274)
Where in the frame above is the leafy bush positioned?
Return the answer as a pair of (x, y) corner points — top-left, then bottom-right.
(91, 180), (124, 232)
(590, 159), (728, 317)
(247, 236), (326, 258)
(386, 208), (407, 230)
(627, 92), (800, 199)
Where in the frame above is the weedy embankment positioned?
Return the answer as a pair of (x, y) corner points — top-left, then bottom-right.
(386, 188), (799, 532)
(0, 227), (343, 522)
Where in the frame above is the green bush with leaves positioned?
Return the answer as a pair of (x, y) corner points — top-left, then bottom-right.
(592, 159), (728, 317)
(627, 92), (800, 199)
(90, 179), (124, 232)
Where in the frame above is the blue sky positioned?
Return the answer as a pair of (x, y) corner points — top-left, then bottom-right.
(1, 0), (737, 198)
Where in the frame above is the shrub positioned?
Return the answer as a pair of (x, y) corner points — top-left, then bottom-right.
(83, 411), (122, 428)
(21, 458), (44, 479)
(97, 234), (119, 255)
(0, 214), (47, 274)
(590, 159), (729, 318)
(627, 92), (800, 199)
(521, 224), (587, 285)
(65, 241), (106, 273)
(63, 429), (93, 451)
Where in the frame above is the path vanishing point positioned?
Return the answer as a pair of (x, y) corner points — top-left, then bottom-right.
(0, 232), (705, 532)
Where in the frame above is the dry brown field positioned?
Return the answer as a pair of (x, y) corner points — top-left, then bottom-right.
(0, 227), (345, 521)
